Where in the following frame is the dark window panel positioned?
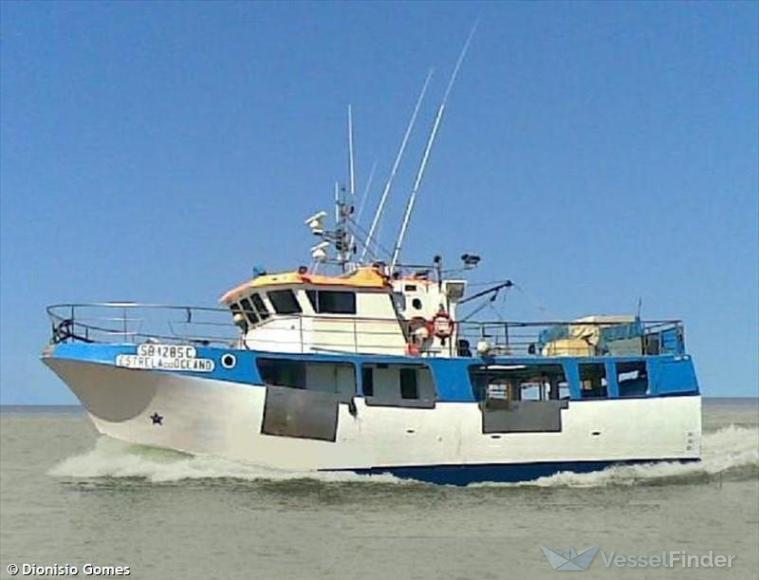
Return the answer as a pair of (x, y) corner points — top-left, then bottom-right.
(268, 290), (302, 315)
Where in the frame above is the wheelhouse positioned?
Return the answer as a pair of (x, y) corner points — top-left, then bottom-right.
(219, 266), (469, 356)
(220, 266), (409, 355)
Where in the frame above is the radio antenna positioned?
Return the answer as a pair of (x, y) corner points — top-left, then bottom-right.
(390, 22), (478, 270)
(360, 69), (434, 262)
(345, 105), (358, 266)
(356, 160), (377, 225)
(348, 104), (356, 198)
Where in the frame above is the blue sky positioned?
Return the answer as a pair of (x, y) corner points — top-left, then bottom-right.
(1, 1), (757, 403)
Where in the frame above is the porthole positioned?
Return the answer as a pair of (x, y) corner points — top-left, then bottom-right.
(412, 298), (423, 310)
(221, 353), (237, 369)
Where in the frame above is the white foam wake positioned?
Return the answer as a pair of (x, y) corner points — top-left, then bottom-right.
(49, 437), (403, 484)
(49, 426), (758, 487)
(502, 425), (759, 488)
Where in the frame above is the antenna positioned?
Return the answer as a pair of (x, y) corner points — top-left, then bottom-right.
(360, 69), (434, 262)
(334, 181), (340, 223)
(348, 104), (356, 197)
(344, 105), (358, 265)
(355, 160), (377, 225)
(390, 22), (478, 270)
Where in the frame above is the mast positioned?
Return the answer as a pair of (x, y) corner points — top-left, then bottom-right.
(389, 23), (478, 271)
(333, 181), (349, 271)
(345, 105), (357, 267)
(360, 69), (434, 263)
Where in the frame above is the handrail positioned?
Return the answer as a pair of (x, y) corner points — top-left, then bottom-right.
(46, 303), (685, 357)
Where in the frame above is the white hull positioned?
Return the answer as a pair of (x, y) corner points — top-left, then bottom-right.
(45, 358), (702, 479)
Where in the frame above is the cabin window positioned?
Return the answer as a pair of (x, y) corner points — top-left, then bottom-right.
(256, 358), (356, 400)
(306, 290), (317, 311)
(306, 290), (357, 314)
(400, 368), (418, 399)
(411, 298), (423, 310)
(392, 292), (406, 312)
(258, 358), (304, 388)
(617, 361), (649, 397)
(520, 381), (545, 401)
(362, 366), (374, 396)
(239, 298), (259, 325)
(250, 293), (271, 320)
(579, 363), (608, 399)
(362, 363), (436, 408)
(268, 289), (302, 315)
(230, 302), (248, 330)
(469, 364), (567, 402)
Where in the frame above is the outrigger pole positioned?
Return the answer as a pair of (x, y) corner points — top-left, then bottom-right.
(359, 69), (434, 262)
(389, 22), (478, 271)
(355, 160), (377, 225)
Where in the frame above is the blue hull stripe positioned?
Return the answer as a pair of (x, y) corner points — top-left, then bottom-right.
(334, 458), (701, 486)
(47, 342), (700, 401)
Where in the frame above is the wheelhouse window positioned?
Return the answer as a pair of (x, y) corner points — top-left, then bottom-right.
(306, 289), (356, 314)
(617, 360), (649, 397)
(256, 358), (355, 400)
(230, 302), (249, 331)
(469, 364), (568, 403)
(268, 289), (302, 315)
(239, 298), (259, 325)
(579, 363), (608, 399)
(250, 293), (271, 320)
(362, 363), (435, 408)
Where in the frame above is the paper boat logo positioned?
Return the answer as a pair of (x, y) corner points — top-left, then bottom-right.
(540, 546), (600, 571)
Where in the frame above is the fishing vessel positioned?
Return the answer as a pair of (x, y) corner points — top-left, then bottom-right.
(41, 33), (701, 485)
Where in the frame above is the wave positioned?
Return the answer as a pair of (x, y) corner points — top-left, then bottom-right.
(497, 424), (759, 488)
(49, 438), (405, 485)
(49, 425), (758, 488)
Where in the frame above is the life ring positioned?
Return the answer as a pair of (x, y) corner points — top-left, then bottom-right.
(432, 311), (455, 339)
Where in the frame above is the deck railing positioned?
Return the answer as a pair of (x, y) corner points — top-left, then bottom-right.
(47, 303), (240, 346)
(46, 303), (685, 357)
(456, 319), (684, 357)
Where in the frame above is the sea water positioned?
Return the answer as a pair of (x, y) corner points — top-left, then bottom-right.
(0, 399), (757, 579)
